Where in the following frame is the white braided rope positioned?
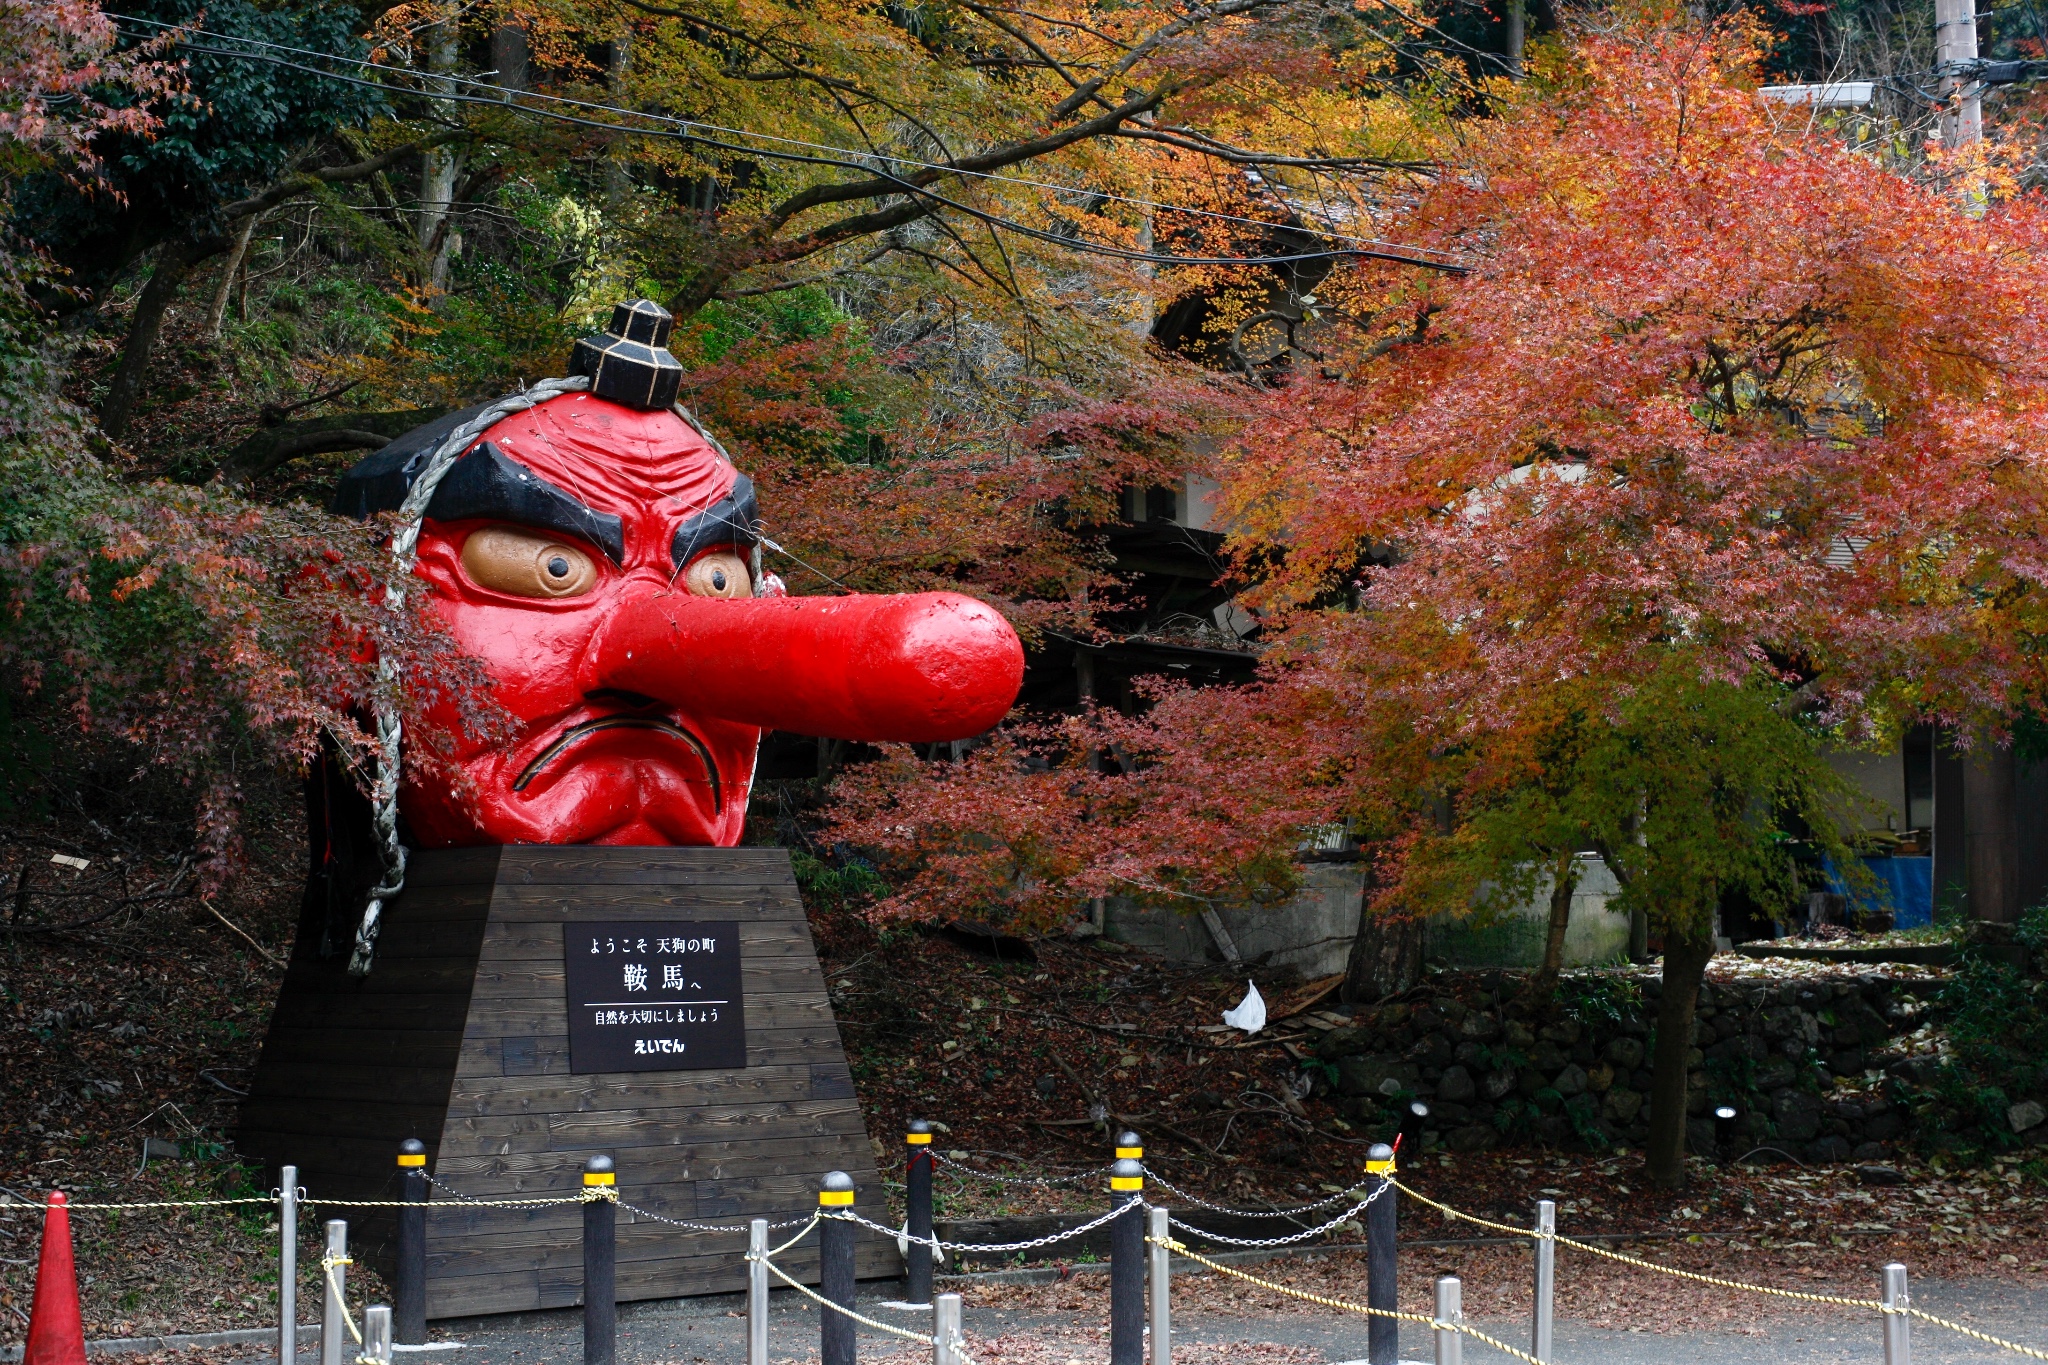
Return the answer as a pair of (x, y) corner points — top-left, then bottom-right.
(347, 376), (592, 974)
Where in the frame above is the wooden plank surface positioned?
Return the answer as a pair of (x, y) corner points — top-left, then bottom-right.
(429, 845), (881, 1317)
(239, 845), (883, 1321)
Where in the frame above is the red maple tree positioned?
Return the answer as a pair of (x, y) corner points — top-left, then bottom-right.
(833, 16), (2048, 1184)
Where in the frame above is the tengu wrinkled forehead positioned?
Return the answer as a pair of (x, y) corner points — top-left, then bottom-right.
(332, 392), (759, 565)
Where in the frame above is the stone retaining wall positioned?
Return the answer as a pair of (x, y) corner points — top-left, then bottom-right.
(1306, 972), (1953, 1162)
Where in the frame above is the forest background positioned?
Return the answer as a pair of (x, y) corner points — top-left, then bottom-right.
(9, 0), (2048, 1191)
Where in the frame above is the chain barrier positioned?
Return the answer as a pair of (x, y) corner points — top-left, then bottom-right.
(1144, 1170), (1364, 1220)
(1164, 1185), (1387, 1249)
(837, 1199), (1133, 1255)
(1149, 1234), (1545, 1365)
(1391, 1180), (1888, 1311)
(768, 1212), (821, 1257)
(617, 1199), (816, 1235)
(753, 1226), (985, 1365)
(931, 1152), (1111, 1188)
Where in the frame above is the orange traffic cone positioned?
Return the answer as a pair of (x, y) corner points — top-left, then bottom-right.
(23, 1191), (87, 1365)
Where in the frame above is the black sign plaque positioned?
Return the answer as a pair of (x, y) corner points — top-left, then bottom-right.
(564, 921), (746, 1073)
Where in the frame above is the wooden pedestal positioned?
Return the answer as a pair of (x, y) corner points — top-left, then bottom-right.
(237, 846), (893, 1319)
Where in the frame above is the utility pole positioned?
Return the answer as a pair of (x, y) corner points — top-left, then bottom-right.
(1934, 0), (1983, 147)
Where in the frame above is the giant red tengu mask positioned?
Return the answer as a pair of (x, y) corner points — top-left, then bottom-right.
(334, 300), (1024, 853)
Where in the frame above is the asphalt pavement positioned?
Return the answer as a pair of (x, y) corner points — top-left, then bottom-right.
(292, 1272), (2048, 1365)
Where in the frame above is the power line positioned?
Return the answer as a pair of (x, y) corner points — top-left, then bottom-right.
(111, 11), (1445, 251)
(110, 12), (1467, 273)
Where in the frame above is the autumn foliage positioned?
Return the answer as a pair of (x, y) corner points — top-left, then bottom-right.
(836, 20), (2048, 929)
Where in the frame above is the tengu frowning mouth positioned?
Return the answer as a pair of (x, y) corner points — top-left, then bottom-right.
(512, 715), (723, 812)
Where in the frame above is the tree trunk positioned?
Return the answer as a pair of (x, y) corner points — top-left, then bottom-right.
(1644, 923), (1714, 1188)
(1965, 745), (2019, 923)
(489, 22), (530, 91)
(1527, 853), (1578, 1001)
(606, 33), (633, 208)
(204, 214), (260, 340)
(101, 238), (209, 440)
(1342, 895), (1422, 1004)
(212, 409), (442, 485)
(419, 5), (461, 290)
(1505, 0), (1526, 76)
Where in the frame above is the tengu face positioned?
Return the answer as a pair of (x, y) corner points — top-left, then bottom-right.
(341, 385), (1025, 852)
(400, 393), (763, 847)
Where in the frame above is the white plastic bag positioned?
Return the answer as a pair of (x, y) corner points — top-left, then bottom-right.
(1222, 979), (1266, 1034)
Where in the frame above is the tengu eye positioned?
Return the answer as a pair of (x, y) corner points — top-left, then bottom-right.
(460, 527), (598, 598)
(684, 550), (751, 599)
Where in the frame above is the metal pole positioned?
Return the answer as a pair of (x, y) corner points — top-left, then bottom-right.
(1531, 1200), (1554, 1364)
(320, 1220), (348, 1365)
(1883, 1263), (1911, 1365)
(1434, 1276), (1462, 1365)
(749, 1218), (770, 1365)
(1110, 1158), (1145, 1365)
(584, 1155), (617, 1365)
(1366, 1144), (1398, 1365)
(933, 1292), (963, 1365)
(820, 1171), (858, 1365)
(907, 1119), (934, 1306)
(363, 1304), (393, 1365)
(279, 1164), (299, 1365)
(396, 1139), (428, 1343)
(1147, 1206), (1170, 1365)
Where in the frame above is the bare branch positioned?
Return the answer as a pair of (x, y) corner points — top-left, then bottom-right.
(220, 129), (474, 222)
(714, 244), (897, 297)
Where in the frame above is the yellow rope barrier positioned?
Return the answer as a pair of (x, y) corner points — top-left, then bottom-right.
(309, 1190), (612, 1209)
(1392, 1180), (1886, 1311)
(2, 1196), (281, 1211)
(757, 1253), (937, 1345)
(321, 1254), (363, 1346)
(1906, 1309), (2048, 1363)
(767, 1213), (820, 1257)
(1149, 1235), (1545, 1365)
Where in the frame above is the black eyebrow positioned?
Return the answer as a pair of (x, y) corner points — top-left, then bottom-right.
(672, 474), (760, 569)
(424, 442), (626, 564)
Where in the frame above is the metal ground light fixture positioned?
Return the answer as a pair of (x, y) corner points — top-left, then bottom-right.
(1713, 1105), (1739, 1160)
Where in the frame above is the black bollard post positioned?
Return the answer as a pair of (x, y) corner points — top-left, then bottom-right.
(1116, 1129), (1143, 1165)
(1365, 1143), (1398, 1365)
(1109, 1157), (1145, 1365)
(584, 1155), (617, 1365)
(395, 1139), (428, 1345)
(906, 1120), (935, 1306)
(820, 1171), (858, 1365)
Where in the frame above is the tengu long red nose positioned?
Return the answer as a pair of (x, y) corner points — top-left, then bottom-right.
(588, 589), (1024, 742)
